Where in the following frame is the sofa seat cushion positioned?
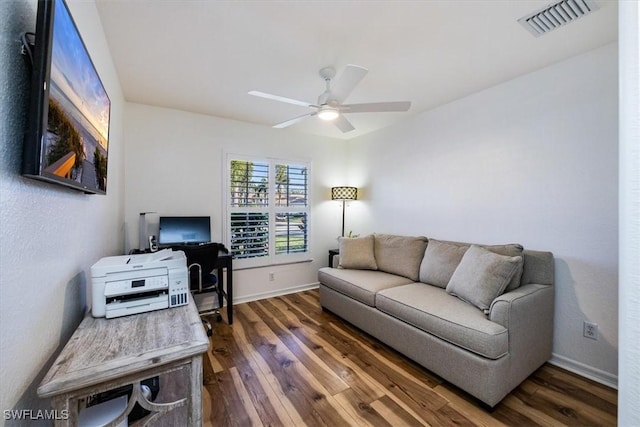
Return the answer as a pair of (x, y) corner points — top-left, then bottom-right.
(318, 267), (413, 307)
(376, 283), (508, 359)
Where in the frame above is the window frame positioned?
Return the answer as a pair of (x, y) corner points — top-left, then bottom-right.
(224, 153), (311, 269)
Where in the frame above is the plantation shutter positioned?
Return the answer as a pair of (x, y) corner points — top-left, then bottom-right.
(226, 156), (311, 268)
(229, 160), (269, 260)
(274, 163), (308, 255)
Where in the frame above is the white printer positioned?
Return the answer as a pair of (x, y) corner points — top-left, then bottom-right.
(91, 249), (189, 319)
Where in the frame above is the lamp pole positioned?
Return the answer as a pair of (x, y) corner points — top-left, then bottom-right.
(341, 199), (347, 237)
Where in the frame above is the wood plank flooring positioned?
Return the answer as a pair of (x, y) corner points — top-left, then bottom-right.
(201, 289), (617, 426)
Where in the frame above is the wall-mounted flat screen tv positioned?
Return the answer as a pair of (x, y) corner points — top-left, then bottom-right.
(23, 0), (111, 194)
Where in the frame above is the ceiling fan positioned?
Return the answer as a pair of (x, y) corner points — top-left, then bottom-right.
(249, 65), (412, 133)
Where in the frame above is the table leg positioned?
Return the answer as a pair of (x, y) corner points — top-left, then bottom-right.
(227, 261), (233, 325)
(189, 355), (203, 426)
(52, 395), (72, 426)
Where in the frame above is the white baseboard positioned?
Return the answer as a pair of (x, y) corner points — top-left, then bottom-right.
(233, 282), (320, 305)
(549, 353), (618, 390)
(194, 282), (320, 309)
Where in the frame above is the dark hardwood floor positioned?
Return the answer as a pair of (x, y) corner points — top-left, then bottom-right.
(202, 289), (617, 426)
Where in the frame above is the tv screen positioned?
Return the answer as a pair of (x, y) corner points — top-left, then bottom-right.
(158, 217), (212, 246)
(23, 0), (110, 194)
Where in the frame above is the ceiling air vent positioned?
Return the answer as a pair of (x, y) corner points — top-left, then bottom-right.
(518, 0), (599, 37)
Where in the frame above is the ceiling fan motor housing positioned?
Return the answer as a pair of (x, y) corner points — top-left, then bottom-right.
(319, 66), (336, 80)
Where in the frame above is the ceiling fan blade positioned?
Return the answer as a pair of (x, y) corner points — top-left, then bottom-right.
(333, 115), (355, 133)
(342, 101), (412, 113)
(249, 90), (316, 108)
(331, 64), (368, 103)
(273, 112), (317, 129)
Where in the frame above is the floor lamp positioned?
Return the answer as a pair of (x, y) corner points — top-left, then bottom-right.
(331, 186), (358, 237)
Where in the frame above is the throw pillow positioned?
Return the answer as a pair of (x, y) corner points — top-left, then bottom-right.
(419, 239), (470, 288)
(373, 234), (428, 281)
(338, 235), (378, 270)
(446, 245), (523, 313)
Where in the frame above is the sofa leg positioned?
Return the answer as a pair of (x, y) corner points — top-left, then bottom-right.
(480, 401), (497, 413)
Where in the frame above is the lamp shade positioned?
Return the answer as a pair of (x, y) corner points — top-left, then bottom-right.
(331, 186), (358, 200)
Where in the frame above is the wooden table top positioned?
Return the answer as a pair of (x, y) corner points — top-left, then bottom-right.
(38, 299), (209, 398)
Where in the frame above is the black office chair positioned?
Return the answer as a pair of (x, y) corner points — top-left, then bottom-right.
(172, 243), (223, 336)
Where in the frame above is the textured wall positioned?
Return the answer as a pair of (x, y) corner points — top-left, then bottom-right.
(0, 0), (124, 421)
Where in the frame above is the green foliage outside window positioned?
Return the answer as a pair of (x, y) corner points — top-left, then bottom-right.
(46, 98), (85, 169)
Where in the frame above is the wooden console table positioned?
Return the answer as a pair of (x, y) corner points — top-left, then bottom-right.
(38, 299), (209, 426)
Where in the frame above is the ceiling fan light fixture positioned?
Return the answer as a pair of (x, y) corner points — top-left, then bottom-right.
(318, 105), (339, 121)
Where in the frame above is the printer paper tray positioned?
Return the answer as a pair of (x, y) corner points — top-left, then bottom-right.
(105, 294), (168, 319)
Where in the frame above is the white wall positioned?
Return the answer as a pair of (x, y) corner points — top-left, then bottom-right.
(0, 0), (125, 421)
(345, 43), (619, 386)
(123, 104), (348, 302)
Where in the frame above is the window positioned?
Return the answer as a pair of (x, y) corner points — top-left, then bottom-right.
(226, 155), (310, 267)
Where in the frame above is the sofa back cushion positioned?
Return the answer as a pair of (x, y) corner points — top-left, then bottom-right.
(521, 249), (554, 286)
(419, 239), (469, 288)
(374, 234), (428, 281)
(419, 239), (525, 291)
(446, 245), (524, 313)
(338, 235), (378, 270)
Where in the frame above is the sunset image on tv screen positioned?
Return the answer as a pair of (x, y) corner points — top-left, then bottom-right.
(44, 0), (110, 192)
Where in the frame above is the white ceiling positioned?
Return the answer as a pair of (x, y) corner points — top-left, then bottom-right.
(95, 0), (618, 140)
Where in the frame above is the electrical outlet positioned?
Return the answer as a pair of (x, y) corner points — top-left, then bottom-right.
(583, 321), (598, 340)
(269, 272), (275, 282)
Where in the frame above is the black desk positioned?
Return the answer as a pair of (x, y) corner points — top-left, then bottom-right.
(215, 252), (234, 325)
(130, 247), (234, 325)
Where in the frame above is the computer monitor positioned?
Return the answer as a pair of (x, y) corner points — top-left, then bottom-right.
(158, 216), (211, 246)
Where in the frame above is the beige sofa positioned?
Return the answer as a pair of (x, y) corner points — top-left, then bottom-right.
(318, 233), (554, 407)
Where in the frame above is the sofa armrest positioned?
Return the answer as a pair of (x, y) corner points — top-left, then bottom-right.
(489, 284), (552, 328)
(489, 283), (554, 375)
(332, 254), (340, 268)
